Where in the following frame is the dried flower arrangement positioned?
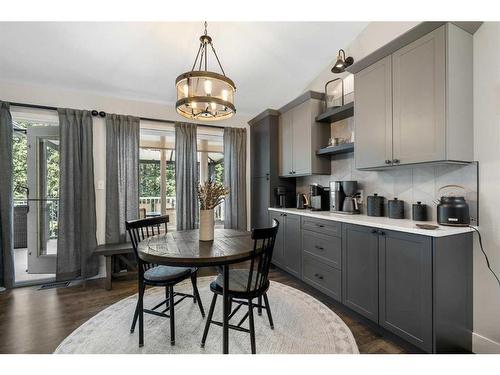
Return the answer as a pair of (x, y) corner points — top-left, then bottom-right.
(197, 180), (230, 210)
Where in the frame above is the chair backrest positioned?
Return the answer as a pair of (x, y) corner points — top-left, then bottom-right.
(244, 218), (280, 293)
(125, 215), (169, 274)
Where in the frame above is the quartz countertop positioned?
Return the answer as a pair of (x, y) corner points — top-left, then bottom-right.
(268, 207), (474, 238)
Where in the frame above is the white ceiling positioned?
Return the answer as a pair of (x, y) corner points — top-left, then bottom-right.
(0, 22), (367, 116)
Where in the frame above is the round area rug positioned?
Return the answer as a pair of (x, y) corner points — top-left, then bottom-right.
(55, 277), (358, 354)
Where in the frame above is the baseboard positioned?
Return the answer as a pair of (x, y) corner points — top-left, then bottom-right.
(473, 332), (500, 353)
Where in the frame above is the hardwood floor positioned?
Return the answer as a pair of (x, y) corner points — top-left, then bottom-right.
(0, 267), (415, 354)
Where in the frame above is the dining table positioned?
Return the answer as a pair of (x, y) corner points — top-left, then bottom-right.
(137, 228), (256, 354)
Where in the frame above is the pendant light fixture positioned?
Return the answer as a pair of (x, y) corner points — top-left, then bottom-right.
(175, 22), (236, 121)
(331, 49), (354, 74)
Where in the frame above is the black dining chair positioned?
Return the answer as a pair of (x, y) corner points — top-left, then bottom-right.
(200, 219), (279, 354)
(126, 216), (205, 347)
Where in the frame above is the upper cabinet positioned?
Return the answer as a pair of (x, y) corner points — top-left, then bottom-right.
(278, 91), (330, 177)
(354, 23), (473, 170)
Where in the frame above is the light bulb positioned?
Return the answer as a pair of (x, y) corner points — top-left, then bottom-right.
(210, 102), (216, 111)
(221, 89), (229, 101)
(191, 102), (197, 109)
(182, 84), (189, 98)
(204, 79), (212, 96)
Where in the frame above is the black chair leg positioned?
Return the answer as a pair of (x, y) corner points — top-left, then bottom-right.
(263, 293), (274, 329)
(169, 285), (175, 345)
(130, 301), (139, 333)
(138, 281), (145, 347)
(257, 296), (262, 316)
(191, 273), (205, 317)
(248, 299), (256, 354)
(201, 293), (218, 348)
(165, 286), (170, 308)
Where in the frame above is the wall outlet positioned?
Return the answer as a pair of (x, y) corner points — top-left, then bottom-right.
(97, 180), (105, 190)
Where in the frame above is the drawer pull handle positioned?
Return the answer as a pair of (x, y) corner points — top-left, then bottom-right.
(315, 245), (324, 250)
(316, 224), (325, 228)
(314, 273), (324, 280)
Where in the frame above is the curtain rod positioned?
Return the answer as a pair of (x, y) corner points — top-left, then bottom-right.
(7, 101), (227, 130)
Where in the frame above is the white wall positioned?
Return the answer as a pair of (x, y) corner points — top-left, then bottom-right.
(0, 81), (252, 278)
(472, 22), (500, 353)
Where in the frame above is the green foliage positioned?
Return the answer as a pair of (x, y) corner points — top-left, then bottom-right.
(139, 159), (176, 197)
(12, 133), (27, 199)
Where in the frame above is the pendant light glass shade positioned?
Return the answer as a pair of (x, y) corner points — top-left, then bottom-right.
(175, 23), (236, 121)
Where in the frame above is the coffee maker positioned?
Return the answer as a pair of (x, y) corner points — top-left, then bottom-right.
(329, 180), (360, 214)
(275, 186), (287, 208)
(309, 184), (330, 211)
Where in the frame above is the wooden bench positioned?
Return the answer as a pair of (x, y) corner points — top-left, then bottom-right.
(94, 243), (136, 290)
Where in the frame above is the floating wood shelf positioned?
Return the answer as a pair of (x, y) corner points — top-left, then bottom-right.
(315, 102), (354, 123)
(316, 142), (354, 156)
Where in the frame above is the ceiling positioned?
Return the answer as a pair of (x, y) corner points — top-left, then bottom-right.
(0, 22), (367, 116)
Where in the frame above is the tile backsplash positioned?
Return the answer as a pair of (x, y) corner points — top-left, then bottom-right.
(296, 153), (478, 223)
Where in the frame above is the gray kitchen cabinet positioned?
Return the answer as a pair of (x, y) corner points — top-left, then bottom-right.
(379, 230), (433, 352)
(392, 26), (446, 165)
(268, 211), (301, 278)
(282, 213), (302, 278)
(278, 91), (330, 177)
(342, 224), (379, 323)
(354, 55), (393, 169)
(269, 211), (285, 268)
(249, 110), (295, 229)
(354, 23), (473, 170)
(303, 253), (342, 302)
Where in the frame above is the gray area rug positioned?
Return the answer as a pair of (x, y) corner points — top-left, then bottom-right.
(55, 277), (359, 354)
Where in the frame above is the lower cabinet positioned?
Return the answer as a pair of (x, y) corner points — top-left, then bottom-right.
(269, 211), (301, 278)
(303, 253), (342, 302)
(379, 230), (433, 352)
(342, 224), (379, 323)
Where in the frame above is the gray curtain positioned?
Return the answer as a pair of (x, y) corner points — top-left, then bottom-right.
(175, 122), (198, 230)
(57, 108), (98, 281)
(105, 114), (140, 244)
(0, 102), (14, 288)
(224, 127), (247, 230)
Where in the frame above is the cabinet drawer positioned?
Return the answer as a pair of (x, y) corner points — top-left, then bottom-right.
(302, 231), (341, 269)
(302, 254), (342, 302)
(302, 217), (341, 237)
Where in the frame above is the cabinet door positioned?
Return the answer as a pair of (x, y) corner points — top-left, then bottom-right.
(279, 110), (294, 177)
(250, 120), (270, 178)
(379, 230), (433, 352)
(392, 25), (446, 165)
(342, 224), (379, 323)
(269, 211), (284, 267)
(283, 213), (301, 278)
(354, 55), (393, 169)
(291, 101), (312, 175)
(251, 176), (270, 229)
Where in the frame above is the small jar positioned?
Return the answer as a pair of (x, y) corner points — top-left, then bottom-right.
(388, 198), (405, 219)
(412, 201), (428, 221)
(367, 193), (384, 217)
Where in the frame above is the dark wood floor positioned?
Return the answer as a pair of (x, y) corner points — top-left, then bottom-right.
(0, 267), (414, 354)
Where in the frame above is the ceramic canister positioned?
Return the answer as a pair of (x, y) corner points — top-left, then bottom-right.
(367, 193), (384, 217)
(388, 197), (405, 219)
(412, 201), (428, 221)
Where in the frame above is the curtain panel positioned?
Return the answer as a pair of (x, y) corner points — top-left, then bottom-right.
(223, 127), (247, 230)
(175, 122), (198, 230)
(0, 102), (15, 288)
(105, 114), (140, 244)
(56, 108), (98, 281)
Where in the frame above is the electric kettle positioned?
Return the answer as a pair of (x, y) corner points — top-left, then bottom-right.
(435, 185), (470, 226)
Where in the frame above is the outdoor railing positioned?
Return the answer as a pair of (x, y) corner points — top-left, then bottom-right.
(139, 196), (224, 221)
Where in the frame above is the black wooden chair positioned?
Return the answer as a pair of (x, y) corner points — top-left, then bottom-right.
(201, 219), (279, 354)
(126, 216), (205, 347)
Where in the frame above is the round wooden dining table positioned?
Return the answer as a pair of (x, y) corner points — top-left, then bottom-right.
(137, 228), (255, 354)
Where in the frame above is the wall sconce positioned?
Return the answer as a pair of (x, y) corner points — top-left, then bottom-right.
(331, 49), (354, 73)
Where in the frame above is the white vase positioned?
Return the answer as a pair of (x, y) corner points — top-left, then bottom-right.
(199, 209), (215, 241)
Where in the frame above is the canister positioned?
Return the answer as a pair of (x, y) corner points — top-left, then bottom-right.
(388, 197), (405, 219)
(367, 193), (384, 217)
(412, 201), (428, 221)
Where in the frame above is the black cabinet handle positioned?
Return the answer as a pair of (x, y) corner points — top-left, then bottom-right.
(283, 213), (287, 217)
(315, 245), (324, 250)
(385, 160), (392, 164)
(316, 224), (325, 228)
(314, 273), (324, 280)
(377, 230), (385, 236)
(371, 229), (378, 234)
(393, 159), (400, 164)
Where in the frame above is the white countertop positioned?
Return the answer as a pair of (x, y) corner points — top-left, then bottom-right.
(268, 207), (474, 238)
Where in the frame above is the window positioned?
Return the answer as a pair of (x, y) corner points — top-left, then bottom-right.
(139, 122), (225, 230)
